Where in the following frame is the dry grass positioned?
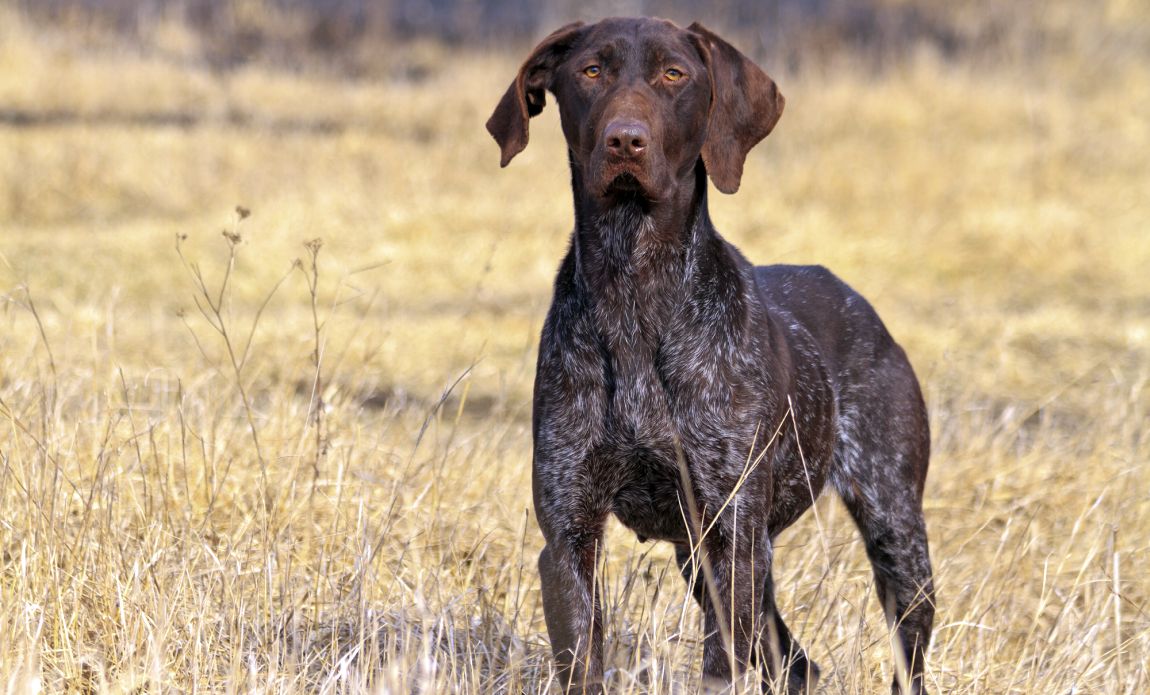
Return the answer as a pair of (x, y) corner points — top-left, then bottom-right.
(1, 7), (1148, 693)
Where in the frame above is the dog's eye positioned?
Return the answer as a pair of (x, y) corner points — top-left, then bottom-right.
(664, 68), (685, 82)
(583, 65), (601, 78)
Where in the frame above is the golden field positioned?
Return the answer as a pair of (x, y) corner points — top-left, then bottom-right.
(1, 7), (1148, 693)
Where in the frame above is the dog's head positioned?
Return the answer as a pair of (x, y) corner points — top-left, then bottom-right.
(486, 18), (785, 200)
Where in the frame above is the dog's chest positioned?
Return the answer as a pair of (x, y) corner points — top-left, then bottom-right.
(590, 328), (753, 544)
(602, 349), (674, 441)
(570, 253), (759, 449)
(606, 448), (691, 543)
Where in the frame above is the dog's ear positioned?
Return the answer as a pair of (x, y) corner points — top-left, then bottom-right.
(486, 22), (585, 167)
(688, 22), (785, 194)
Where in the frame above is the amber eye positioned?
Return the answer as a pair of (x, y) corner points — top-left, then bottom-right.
(664, 68), (685, 82)
(583, 65), (601, 78)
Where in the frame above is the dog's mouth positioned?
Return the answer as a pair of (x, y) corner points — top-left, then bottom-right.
(598, 170), (657, 203)
(607, 172), (643, 193)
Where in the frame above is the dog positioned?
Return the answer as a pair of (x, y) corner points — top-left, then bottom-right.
(487, 17), (935, 694)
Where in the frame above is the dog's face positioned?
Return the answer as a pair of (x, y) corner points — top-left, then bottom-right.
(550, 19), (712, 203)
(487, 18), (786, 197)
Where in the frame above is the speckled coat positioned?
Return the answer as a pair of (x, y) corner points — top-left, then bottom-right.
(488, 17), (935, 695)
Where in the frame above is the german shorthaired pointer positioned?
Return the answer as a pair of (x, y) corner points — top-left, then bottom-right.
(487, 17), (935, 694)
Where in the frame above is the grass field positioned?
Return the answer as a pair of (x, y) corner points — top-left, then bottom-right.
(1, 7), (1148, 693)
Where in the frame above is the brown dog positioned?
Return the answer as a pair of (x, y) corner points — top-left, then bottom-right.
(488, 17), (935, 694)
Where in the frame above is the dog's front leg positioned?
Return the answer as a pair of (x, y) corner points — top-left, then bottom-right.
(697, 519), (770, 687)
(538, 528), (605, 693)
(532, 356), (608, 691)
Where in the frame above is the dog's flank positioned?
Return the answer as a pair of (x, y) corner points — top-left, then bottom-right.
(489, 17), (935, 694)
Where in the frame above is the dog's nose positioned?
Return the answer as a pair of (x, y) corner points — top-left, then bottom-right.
(604, 120), (650, 158)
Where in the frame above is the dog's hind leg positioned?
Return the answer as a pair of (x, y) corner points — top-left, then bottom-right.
(833, 382), (935, 694)
(840, 488), (935, 695)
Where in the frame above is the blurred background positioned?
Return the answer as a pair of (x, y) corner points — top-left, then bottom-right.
(9, 0), (1150, 73)
(1, 1), (1147, 693)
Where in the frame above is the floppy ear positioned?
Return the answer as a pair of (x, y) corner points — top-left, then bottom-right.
(688, 22), (785, 194)
(486, 22), (585, 167)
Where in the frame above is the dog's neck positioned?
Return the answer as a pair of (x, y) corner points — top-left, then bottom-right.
(570, 160), (711, 286)
(568, 159), (723, 350)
